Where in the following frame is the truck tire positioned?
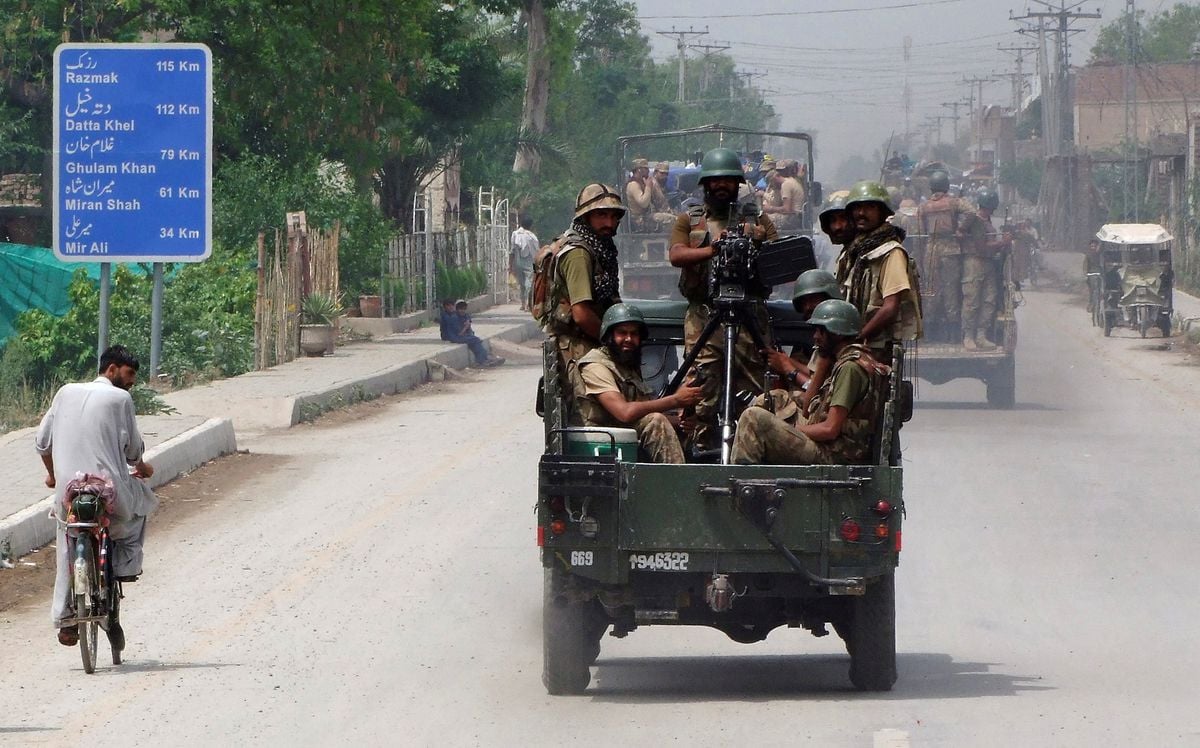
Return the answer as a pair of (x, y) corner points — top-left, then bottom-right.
(985, 359), (1016, 409)
(848, 573), (897, 692)
(542, 567), (592, 695)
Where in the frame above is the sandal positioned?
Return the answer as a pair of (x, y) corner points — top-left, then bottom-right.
(58, 626), (79, 647)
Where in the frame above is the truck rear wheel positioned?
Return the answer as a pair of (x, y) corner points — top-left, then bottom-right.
(542, 567), (592, 695)
(848, 573), (897, 692)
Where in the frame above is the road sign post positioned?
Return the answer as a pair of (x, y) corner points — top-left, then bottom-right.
(53, 43), (212, 371)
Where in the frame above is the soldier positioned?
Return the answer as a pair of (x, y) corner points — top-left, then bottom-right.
(841, 180), (922, 349)
(916, 170), (973, 342)
(576, 304), (703, 463)
(626, 158), (673, 232)
(542, 183), (626, 403)
(959, 188), (1009, 351)
(761, 159), (804, 232)
(732, 300), (887, 465)
(764, 268), (843, 390)
(822, 194), (859, 284)
(668, 147), (778, 450)
(805, 181), (919, 413)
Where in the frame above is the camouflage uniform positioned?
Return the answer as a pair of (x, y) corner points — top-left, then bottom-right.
(576, 346), (685, 464)
(843, 224), (923, 350)
(671, 205), (778, 448)
(731, 343), (881, 465)
(543, 225), (622, 418)
(916, 193), (973, 341)
(959, 212), (1000, 346)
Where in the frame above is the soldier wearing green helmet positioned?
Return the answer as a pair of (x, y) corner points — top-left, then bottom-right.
(762, 269), (842, 390)
(731, 299), (888, 466)
(800, 179), (920, 416)
(668, 146), (779, 450)
(957, 187), (1011, 350)
(575, 303), (702, 463)
(916, 169), (976, 342)
(839, 180), (922, 346)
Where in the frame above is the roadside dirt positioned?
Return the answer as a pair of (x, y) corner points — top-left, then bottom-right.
(0, 337), (545, 615)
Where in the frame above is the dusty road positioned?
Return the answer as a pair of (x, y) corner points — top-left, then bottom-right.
(2, 288), (1198, 746)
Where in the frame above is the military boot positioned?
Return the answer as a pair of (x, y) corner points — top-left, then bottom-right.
(974, 334), (997, 351)
(961, 335), (978, 351)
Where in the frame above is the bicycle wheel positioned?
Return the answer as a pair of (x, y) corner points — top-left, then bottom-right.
(75, 537), (98, 674)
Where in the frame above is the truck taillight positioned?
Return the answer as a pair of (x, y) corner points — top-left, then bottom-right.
(537, 526), (545, 546)
(550, 519), (567, 535)
(894, 530), (902, 552)
(839, 518), (860, 542)
(549, 496), (565, 513)
(874, 523), (889, 539)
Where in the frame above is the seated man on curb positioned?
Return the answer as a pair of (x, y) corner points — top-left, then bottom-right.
(576, 303), (703, 464)
(731, 300), (887, 466)
(439, 298), (503, 368)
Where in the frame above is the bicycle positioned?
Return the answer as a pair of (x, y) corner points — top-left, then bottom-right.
(55, 488), (123, 673)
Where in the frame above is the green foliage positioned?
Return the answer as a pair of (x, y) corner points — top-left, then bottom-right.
(998, 159), (1045, 204)
(1091, 4), (1200, 63)
(301, 293), (341, 325)
(434, 262), (488, 301)
(214, 154), (394, 299)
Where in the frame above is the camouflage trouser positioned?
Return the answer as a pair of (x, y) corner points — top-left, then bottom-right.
(636, 412), (686, 464)
(684, 304), (772, 449)
(730, 406), (831, 465)
(922, 245), (962, 340)
(960, 255), (999, 339)
(555, 332), (598, 425)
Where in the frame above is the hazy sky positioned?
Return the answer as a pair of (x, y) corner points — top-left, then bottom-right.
(634, 0), (1147, 181)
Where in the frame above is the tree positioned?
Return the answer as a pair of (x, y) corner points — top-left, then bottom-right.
(1091, 3), (1200, 63)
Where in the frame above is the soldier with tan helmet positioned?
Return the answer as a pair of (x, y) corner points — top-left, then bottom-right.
(668, 147), (778, 452)
(626, 158), (673, 232)
(541, 183), (627, 408)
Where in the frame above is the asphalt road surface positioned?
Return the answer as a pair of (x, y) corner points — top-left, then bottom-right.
(2, 287), (1198, 746)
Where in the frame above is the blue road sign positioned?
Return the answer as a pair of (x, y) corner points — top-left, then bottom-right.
(53, 43), (212, 263)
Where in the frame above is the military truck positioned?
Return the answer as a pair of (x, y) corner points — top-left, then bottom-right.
(905, 205), (1019, 409)
(536, 299), (908, 694)
(614, 124), (820, 299)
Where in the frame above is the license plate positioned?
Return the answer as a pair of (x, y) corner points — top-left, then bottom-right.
(628, 552), (689, 571)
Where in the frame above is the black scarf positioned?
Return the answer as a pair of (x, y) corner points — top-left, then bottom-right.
(570, 220), (621, 305)
(847, 221), (905, 266)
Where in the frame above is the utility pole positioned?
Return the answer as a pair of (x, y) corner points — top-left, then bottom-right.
(687, 41), (730, 95)
(732, 69), (766, 101)
(1013, 2), (1102, 155)
(1124, 0), (1140, 220)
(658, 27), (708, 103)
(942, 100), (969, 143)
(962, 75), (995, 166)
(998, 43), (1038, 111)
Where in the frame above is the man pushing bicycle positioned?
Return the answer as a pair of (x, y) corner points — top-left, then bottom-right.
(35, 345), (158, 650)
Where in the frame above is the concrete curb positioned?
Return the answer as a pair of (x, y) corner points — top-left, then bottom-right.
(290, 318), (542, 424)
(0, 417), (237, 562)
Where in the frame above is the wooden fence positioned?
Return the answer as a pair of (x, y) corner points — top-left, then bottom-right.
(253, 221), (341, 369)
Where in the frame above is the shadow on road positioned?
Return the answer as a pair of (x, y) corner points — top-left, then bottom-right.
(91, 659), (244, 675)
(589, 652), (1050, 701)
(0, 727), (59, 734)
(913, 401), (1058, 412)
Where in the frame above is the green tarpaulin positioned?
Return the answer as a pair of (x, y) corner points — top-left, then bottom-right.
(0, 243), (148, 344)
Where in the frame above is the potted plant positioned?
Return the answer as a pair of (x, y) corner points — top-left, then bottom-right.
(299, 293), (340, 356)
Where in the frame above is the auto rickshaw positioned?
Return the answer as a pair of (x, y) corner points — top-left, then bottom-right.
(1089, 224), (1174, 338)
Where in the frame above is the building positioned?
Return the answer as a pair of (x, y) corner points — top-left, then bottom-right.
(1075, 62), (1200, 153)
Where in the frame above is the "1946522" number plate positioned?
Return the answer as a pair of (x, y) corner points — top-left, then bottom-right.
(628, 552), (689, 571)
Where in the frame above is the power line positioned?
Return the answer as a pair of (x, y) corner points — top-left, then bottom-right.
(638, 0), (968, 21)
